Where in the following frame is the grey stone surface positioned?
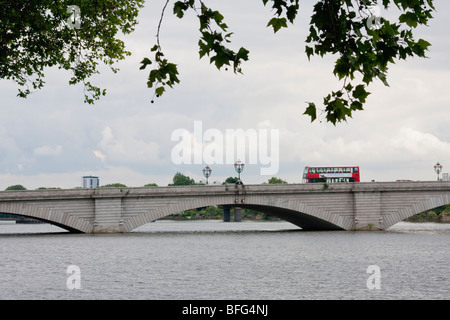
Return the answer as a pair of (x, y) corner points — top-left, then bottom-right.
(1, 181), (450, 233)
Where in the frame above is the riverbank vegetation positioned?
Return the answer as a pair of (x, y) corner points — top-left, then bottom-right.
(405, 205), (450, 223)
(165, 206), (277, 222)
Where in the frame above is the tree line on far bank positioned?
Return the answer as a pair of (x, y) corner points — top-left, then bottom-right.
(4, 172), (288, 191)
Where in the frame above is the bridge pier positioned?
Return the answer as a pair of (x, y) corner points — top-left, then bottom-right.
(222, 206), (242, 222)
(353, 191), (383, 231)
(93, 198), (124, 233)
(234, 207), (242, 222)
(223, 205), (230, 222)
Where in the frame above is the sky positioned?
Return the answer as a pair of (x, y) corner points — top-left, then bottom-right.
(1, 0), (450, 190)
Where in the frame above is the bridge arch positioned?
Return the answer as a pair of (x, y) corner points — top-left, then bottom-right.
(124, 192), (348, 232)
(232, 205), (344, 230)
(0, 194), (96, 233)
(0, 203), (87, 233)
(2, 214), (81, 233)
(381, 192), (450, 229)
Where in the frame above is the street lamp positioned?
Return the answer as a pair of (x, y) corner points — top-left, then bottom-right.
(234, 160), (245, 182)
(202, 165), (212, 184)
(434, 162), (442, 181)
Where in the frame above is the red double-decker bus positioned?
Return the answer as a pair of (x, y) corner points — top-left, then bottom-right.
(302, 166), (360, 183)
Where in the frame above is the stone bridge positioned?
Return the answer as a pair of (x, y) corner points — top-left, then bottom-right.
(1, 181), (449, 233)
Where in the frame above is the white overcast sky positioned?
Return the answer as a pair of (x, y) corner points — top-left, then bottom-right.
(1, 0), (450, 189)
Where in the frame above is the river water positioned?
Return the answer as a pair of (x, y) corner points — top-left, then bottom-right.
(0, 220), (449, 300)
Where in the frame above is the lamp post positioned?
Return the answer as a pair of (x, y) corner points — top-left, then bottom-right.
(233, 160), (245, 222)
(234, 160), (245, 182)
(434, 162), (442, 181)
(202, 165), (212, 185)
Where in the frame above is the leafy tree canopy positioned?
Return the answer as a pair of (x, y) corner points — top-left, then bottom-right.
(1, 0), (434, 124)
(222, 177), (239, 184)
(101, 183), (127, 187)
(267, 177), (288, 184)
(144, 183), (158, 187)
(5, 184), (27, 190)
(0, 0), (144, 103)
(36, 187), (62, 189)
(169, 172), (196, 185)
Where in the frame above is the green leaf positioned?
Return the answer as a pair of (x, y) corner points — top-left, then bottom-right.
(414, 38), (432, 57)
(378, 73), (389, 87)
(155, 86), (165, 96)
(198, 39), (209, 59)
(173, 1), (190, 19)
(352, 85), (370, 103)
(303, 102), (317, 122)
(417, 38), (431, 50)
(139, 57), (152, 70)
(399, 12), (418, 28)
(345, 83), (353, 92)
(305, 46), (314, 60)
(267, 17), (288, 33)
(213, 11), (226, 29)
(350, 100), (363, 111)
(236, 47), (249, 61)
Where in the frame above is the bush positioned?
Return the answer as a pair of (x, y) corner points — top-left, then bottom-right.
(5, 185), (27, 190)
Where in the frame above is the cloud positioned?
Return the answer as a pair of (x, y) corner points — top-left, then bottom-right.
(97, 126), (161, 164)
(93, 150), (106, 163)
(33, 145), (63, 156)
(0, 165), (171, 190)
(0, 125), (20, 155)
(1, 0), (450, 187)
(391, 127), (450, 157)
